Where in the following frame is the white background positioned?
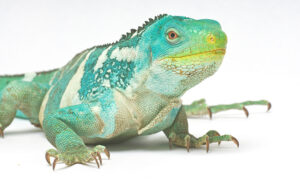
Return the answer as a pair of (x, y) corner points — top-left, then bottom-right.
(0, 0), (299, 178)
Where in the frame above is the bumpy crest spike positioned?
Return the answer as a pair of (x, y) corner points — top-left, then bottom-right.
(130, 29), (136, 34)
(119, 14), (168, 41)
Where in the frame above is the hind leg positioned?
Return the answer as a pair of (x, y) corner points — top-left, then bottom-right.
(0, 81), (49, 136)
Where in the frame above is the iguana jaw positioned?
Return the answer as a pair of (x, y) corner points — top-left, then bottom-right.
(157, 48), (226, 76)
(165, 48), (226, 61)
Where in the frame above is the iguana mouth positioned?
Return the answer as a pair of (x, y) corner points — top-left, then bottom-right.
(168, 48), (226, 60)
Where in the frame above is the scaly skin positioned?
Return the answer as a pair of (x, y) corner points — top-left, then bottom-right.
(0, 14), (271, 170)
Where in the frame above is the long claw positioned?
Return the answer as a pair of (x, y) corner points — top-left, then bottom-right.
(97, 152), (102, 165)
(104, 148), (110, 160)
(92, 155), (100, 168)
(231, 136), (239, 148)
(185, 136), (190, 152)
(168, 138), (173, 149)
(52, 158), (58, 171)
(205, 136), (209, 153)
(242, 107), (249, 118)
(45, 152), (51, 165)
(0, 128), (4, 138)
(207, 107), (212, 119)
(267, 102), (272, 111)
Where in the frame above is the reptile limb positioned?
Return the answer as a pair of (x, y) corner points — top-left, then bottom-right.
(164, 106), (239, 152)
(43, 103), (111, 170)
(184, 99), (271, 119)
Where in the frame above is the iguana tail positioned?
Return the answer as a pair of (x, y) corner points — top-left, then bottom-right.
(0, 69), (58, 119)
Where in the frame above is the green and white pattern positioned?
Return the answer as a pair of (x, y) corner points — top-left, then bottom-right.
(0, 14), (270, 170)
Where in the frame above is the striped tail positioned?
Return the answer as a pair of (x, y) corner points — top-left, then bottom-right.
(0, 69), (58, 119)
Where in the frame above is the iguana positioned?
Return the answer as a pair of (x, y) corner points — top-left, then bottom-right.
(0, 14), (271, 170)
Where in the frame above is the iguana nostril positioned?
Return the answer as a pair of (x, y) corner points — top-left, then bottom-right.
(206, 34), (216, 44)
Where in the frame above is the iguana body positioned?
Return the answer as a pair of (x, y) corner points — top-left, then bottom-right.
(0, 15), (270, 169)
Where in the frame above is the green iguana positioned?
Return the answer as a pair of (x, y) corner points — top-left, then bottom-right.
(0, 14), (271, 170)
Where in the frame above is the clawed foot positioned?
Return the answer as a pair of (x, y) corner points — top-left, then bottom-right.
(208, 100), (271, 119)
(45, 145), (110, 170)
(168, 130), (239, 153)
(185, 99), (271, 119)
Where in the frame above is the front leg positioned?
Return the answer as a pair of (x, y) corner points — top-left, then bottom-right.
(163, 106), (239, 152)
(43, 103), (110, 170)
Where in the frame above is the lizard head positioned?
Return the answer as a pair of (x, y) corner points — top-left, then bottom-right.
(139, 15), (227, 97)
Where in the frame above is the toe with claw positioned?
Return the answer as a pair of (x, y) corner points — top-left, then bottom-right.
(206, 132), (239, 148)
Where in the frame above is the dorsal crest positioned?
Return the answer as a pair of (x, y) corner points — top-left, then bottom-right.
(119, 14), (168, 42)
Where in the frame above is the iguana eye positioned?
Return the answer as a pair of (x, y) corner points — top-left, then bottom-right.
(166, 28), (180, 43)
(168, 31), (178, 39)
